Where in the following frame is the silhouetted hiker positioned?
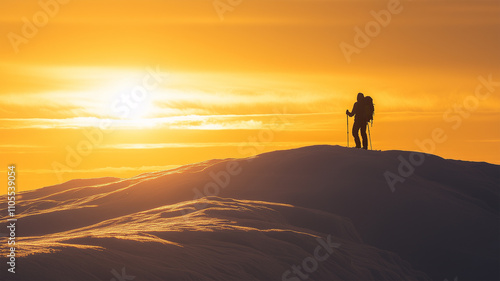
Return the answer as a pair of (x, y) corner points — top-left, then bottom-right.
(346, 93), (370, 149)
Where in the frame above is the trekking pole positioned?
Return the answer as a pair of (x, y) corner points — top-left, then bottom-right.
(367, 123), (372, 150)
(346, 114), (349, 148)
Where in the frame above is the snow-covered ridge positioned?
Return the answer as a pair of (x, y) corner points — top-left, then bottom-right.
(1, 145), (498, 280)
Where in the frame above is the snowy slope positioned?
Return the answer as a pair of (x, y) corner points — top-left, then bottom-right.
(2, 197), (431, 281)
(1, 145), (498, 280)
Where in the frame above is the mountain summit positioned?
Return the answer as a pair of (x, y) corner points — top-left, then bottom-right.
(1, 145), (498, 281)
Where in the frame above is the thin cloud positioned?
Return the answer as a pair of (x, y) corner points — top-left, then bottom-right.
(100, 141), (319, 150)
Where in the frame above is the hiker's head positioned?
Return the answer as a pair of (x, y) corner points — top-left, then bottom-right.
(357, 92), (364, 102)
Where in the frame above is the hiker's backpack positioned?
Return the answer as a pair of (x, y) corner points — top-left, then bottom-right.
(364, 96), (374, 123)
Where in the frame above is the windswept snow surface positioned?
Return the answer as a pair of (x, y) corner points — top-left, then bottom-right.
(1, 145), (498, 280)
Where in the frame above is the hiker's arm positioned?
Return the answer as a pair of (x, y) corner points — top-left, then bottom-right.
(347, 103), (356, 117)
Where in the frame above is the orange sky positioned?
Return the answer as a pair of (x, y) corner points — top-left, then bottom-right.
(1, 0), (499, 193)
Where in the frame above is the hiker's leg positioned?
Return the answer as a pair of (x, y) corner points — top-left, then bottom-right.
(352, 121), (361, 148)
(361, 122), (368, 149)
